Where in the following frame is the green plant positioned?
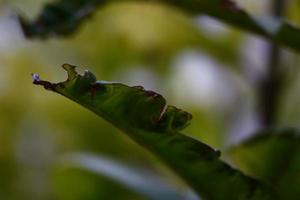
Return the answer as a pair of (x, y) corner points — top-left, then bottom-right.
(16, 0), (300, 199)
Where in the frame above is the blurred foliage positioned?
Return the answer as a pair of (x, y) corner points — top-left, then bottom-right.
(229, 129), (300, 200)
(17, 1), (240, 72)
(19, 0), (300, 51)
(0, 0), (300, 199)
(61, 153), (199, 200)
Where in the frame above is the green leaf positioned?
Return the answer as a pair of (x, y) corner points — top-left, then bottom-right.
(19, 0), (300, 51)
(19, 0), (99, 38)
(229, 129), (300, 200)
(62, 153), (199, 200)
(33, 64), (274, 200)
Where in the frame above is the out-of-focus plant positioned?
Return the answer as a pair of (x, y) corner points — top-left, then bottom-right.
(11, 0), (300, 199)
(18, 0), (300, 51)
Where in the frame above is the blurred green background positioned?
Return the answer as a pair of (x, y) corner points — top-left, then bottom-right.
(1, 0), (300, 199)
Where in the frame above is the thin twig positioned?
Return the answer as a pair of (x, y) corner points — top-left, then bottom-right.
(258, 0), (286, 127)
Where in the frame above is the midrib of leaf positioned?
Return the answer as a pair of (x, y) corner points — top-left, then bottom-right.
(32, 64), (274, 200)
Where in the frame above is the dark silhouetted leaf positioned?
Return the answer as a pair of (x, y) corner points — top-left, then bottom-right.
(19, 0), (300, 51)
(32, 64), (274, 200)
(229, 129), (300, 200)
(19, 0), (99, 38)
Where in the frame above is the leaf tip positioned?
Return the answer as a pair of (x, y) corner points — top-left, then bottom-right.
(31, 73), (40, 83)
(62, 63), (79, 81)
(31, 73), (56, 90)
(17, 14), (32, 38)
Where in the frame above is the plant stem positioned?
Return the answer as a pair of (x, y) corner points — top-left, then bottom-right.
(258, 0), (286, 127)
